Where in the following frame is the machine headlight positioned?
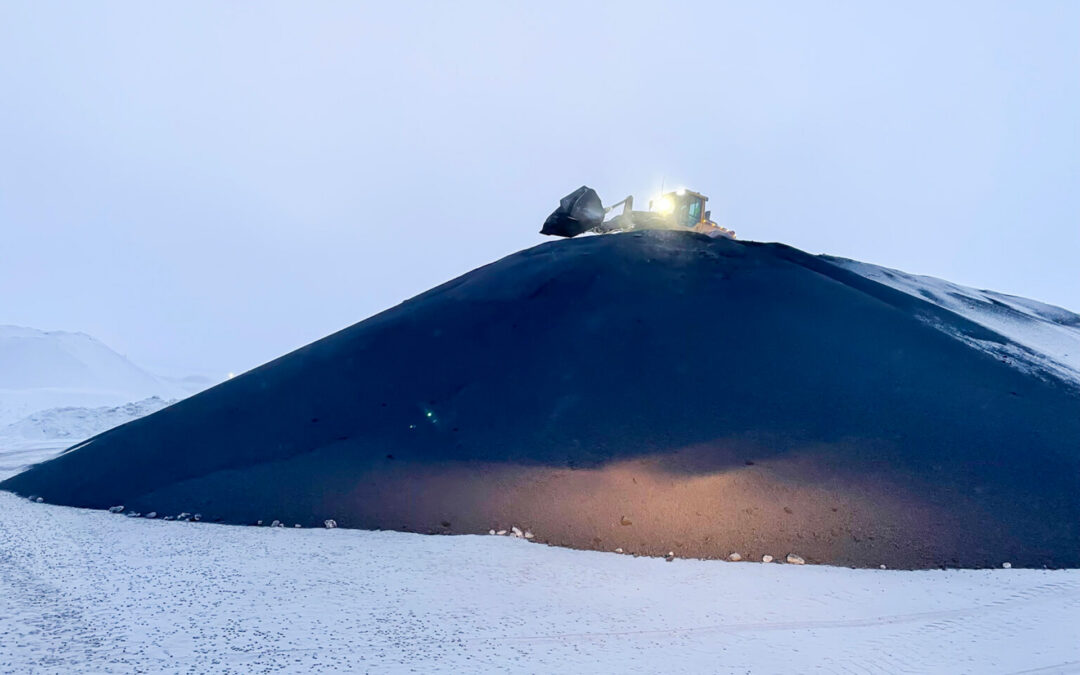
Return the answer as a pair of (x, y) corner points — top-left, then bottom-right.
(652, 196), (674, 214)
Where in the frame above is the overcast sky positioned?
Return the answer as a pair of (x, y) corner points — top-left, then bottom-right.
(2, 1), (1077, 377)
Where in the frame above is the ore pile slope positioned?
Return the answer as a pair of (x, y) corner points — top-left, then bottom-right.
(4, 232), (1078, 569)
(824, 256), (1080, 386)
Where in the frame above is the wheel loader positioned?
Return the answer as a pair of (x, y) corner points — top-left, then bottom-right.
(541, 186), (735, 239)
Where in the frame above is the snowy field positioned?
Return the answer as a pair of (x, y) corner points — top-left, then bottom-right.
(1, 489), (1078, 674)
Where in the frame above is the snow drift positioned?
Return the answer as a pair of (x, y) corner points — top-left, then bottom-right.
(4, 232), (1079, 569)
(0, 397), (174, 445)
(0, 397), (174, 481)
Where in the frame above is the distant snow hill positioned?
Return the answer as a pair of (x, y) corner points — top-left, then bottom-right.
(0, 325), (194, 426)
(825, 258), (1080, 388)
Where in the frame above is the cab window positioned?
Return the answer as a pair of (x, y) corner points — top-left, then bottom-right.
(687, 198), (702, 225)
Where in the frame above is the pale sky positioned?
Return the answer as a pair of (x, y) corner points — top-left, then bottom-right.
(1, 1), (1077, 376)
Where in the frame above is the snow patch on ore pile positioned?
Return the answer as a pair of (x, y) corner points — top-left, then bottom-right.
(826, 257), (1080, 388)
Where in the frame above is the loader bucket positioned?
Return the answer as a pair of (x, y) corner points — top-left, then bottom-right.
(541, 186), (604, 237)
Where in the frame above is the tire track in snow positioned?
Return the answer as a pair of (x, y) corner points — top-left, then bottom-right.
(473, 579), (1080, 643)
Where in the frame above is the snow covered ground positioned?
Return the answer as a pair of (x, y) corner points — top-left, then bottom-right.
(0, 491), (1077, 674)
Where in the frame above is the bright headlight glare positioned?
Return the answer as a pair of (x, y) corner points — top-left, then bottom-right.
(653, 196), (674, 214)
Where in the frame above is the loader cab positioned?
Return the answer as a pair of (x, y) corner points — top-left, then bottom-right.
(674, 191), (708, 228)
(651, 189), (710, 229)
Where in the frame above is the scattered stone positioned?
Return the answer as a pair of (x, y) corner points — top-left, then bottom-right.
(35, 497), (43, 503)
(496, 530), (507, 536)
(489, 529), (496, 535)
(511, 526), (523, 538)
(163, 516), (174, 521)
(728, 552), (742, 562)
(28, 495), (37, 502)
(324, 520), (338, 529)
(786, 553), (806, 565)
(192, 514), (202, 521)
(257, 520), (263, 526)
(294, 524), (302, 528)
(762, 554), (774, 563)
(1002, 562), (1012, 569)
(178, 512), (190, 520)
(108, 505), (124, 514)
(523, 531), (534, 540)
(271, 520), (282, 528)
(145, 512), (157, 519)
(619, 515), (633, 526)
(125, 512), (140, 518)
(880, 564), (887, 569)
(615, 547), (624, 554)
(665, 552), (675, 562)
